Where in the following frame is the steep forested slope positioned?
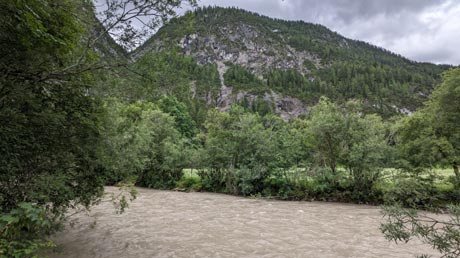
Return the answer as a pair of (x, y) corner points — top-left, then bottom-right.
(128, 6), (450, 118)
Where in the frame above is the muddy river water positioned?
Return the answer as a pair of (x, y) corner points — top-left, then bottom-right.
(48, 187), (438, 258)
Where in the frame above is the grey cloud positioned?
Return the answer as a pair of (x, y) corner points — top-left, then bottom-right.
(311, 0), (440, 23)
(193, 0), (459, 65)
(198, 0), (441, 25)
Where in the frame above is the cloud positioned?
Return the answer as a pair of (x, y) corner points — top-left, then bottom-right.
(389, 0), (460, 64)
(194, 0), (459, 65)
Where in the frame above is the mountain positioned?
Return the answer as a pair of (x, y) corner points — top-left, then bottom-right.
(91, 15), (129, 62)
(127, 6), (451, 119)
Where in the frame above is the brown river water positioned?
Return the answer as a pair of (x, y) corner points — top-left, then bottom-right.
(47, 187), (439, 258)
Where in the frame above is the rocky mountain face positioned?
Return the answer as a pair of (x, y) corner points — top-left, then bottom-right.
(129, 7), (450, 118)
(173, 25), (321, 118)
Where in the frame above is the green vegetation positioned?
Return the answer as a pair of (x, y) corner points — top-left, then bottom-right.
(1, 2), (459, 257)
(99, 68), (460, 258)
(0, 203), (56, 257)
(95, 89), (460, 207)
(381, 205), (460, 258)
(143, 6), (451, 116)
(0, 0), (195, 256)
(380, 67), (460, 258)
(224, 64), (266, 92)
(0, 1), (105, 255)
(100, 100), (190, 189)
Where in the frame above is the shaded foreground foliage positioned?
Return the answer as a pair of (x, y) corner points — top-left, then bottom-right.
(0, 0), (195, 256)
(381, 205), (460, 258)
(0, 1), (105, 255)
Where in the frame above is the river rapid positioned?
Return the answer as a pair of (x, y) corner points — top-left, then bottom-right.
(47, 187), (439, 258)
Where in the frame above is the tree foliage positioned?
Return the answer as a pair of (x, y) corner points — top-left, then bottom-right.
(307, 98), (390, 201)
(0, 0), (104, 215)
(381, 69), (460, 257)
(99, 100), (188, 189)
(158, 96), (198, 137)
(95, 0), (197, 49)
(0, 203), (56, 257)
(381, 205), (460, 258)
(0, 0), (199, 256)
(396, 68), (460, 188)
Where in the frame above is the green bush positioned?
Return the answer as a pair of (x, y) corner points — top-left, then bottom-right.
(263, 174), (295, 199)
(198, 169), (228, 193)
(261, 170), (310, 200)
(176, 176), (202, 191)
(307, 168), (348, 199)
(436, 186), (460, 205)
(236, 166), (271, 196)
(383, 176), (440, 208)
(350, 182), (383, 204)
(0, 203), (58, 258)
(137, 169), (184, 190)
(197, 166), (272, 196)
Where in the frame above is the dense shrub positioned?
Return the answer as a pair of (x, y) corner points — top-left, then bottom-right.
(383, 176), (440, 208)
(198, 169), (228, 193)
(0, 203), (57, 257)
(100, 100), (188, 189)
(235, 165), (271, 196)
(176, 176), (202, 191)
(263, 173), (296, 199)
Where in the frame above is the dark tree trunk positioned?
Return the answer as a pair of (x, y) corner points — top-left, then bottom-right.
(454, 162), (460, 189)
(325, 133), (336, 175)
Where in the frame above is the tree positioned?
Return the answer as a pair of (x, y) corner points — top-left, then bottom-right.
(396, 112), (440, 173)
(158, 96), (197, 138)
(200, 106), (276, 195)
(308, 98), (389, 201)
(340, 103), (389, 201)
(99, 100), (156, 184)
(0, 0), (197, 255)
(381, 69), (460, 258)
(381, 205), (460, 258)
(0, 0), (104, 216)
(396, 68), (460, 188)
(0, 1), (104, 255)
(271, 117), (311, 170)
(100, 99), (188, 188)
(136, 107), (187, 189)
(95, 0), (197, 50)
(308, 97), (344, 174)
(428, 68), (460, 186)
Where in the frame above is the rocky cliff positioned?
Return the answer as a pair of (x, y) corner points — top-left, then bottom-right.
(130, 6), (450, 118)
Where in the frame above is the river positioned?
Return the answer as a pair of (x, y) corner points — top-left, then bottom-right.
(47, 187), (438, 258)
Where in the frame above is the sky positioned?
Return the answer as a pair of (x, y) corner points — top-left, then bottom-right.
(185, 0), (460, 65)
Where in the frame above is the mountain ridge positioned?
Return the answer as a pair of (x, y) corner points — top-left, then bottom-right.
(124, 6), (452, 118)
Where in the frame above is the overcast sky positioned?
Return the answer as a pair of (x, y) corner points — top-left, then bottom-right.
(186, 0), (460, 65)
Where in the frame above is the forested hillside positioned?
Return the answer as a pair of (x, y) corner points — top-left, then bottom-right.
(129, 6), (451, 118)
